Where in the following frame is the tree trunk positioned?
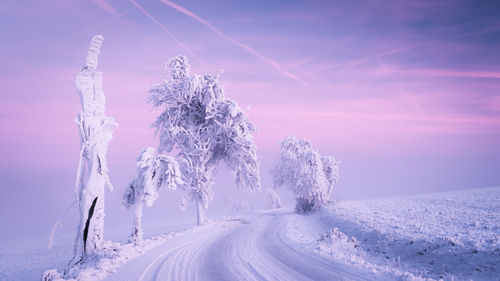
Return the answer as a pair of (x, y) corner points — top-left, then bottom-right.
(69, 150), (105, 268)
(129, 202), (143, 244)
(195, 195), (206, 226)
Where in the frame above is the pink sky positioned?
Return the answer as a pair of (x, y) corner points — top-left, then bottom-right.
(1, 0), (500, 223)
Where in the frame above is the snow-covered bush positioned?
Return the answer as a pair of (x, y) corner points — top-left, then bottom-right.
(264, 188), (282, 209)
(273, 136), (339, 214)
(123, 147), (183, 244)
(318, 228), (361, 249)
(149, 55), (261, 225)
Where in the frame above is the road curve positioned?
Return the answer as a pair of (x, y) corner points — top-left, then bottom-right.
(104, 211), (389, 281)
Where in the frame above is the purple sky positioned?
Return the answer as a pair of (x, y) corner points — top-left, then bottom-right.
(1, 0), (500, 237)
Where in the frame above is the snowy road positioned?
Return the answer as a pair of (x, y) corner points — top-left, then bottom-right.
(104, 211), (386, 281)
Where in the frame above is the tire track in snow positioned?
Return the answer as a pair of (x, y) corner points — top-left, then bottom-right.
(105, 212), (391, 281)
(136, 223), (234, 281)
(262, 214), (374, 281)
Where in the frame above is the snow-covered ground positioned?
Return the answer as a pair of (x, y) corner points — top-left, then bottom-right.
(0, 220), (192, 281)
(1, 187), (498, 280)
(286, 186), (500, 280)
(101, 211), (390, 281)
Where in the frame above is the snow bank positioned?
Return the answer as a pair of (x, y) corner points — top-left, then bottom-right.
(285, 187), (500, 281)
(41, 222), (216, 281)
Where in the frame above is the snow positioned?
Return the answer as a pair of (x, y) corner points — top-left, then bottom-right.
(0, 220), (193, 281)
(43, 222), (218, 281)
(285, 186), (500, 280)
(2, 187), (498, 280)
(101, 211), (388, 281)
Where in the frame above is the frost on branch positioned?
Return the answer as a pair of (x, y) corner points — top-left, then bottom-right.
(123, 147), (182, 244)
(66, 35), (118, 273)
(273, 136), (339, 214)
(149, 55), (261, 225)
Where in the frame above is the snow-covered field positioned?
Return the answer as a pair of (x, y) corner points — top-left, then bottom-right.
(286, 186), (500, 280)
(1, 187), (498, 280)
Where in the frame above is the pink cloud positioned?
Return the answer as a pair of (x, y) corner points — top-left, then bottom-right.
(408, 69), (500, 79)
(285, 37), (355, 70)
(320, 47), (411, 72)
(245, 95), (500, 152)
(484, 96), (500, 112)
(91, 0), (119, 16)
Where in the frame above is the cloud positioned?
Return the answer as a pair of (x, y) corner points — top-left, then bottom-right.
(323, 48), (411, 72)
(91, 0), (119, 16)
(250, 101), (500, 138)
(409, 69), (500, 79)
(484, 96), (500, 112)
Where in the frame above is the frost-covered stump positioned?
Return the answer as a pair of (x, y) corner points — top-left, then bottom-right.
(149, 55), (261, 225)
(123, 147), (182, 244)
(273, 136), (339, 214)
(69, 35), (117, 268)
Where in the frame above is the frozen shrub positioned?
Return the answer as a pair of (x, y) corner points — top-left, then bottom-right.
(273, 136), (339, 214)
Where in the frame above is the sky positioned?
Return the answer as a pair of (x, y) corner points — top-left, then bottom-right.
(1, 0), (500, 238)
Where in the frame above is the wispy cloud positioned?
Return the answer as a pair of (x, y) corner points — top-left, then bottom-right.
(250, 101), (500, 140)
(129, 0), (208, 68)
(91, 0), (119, 16)
(324, 47), (411, 72)
(484, 96), (500, 112)
(285, 37), (354, 71)
(157, 0), (307, 85)
(285, 57), (315, 70)
(409, 69), (500, 79)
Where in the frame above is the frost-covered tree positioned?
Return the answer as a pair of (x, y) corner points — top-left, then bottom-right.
(273, 136), (339, 214)
(122, 147), (182, 244)
(264, 188), (282, 209)
(69, 35), (118, 267)
(149, 55), (261, 225)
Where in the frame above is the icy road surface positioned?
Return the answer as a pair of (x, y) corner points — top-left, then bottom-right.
(104, 210), (387, 281)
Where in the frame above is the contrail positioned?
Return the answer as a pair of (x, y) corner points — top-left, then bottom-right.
(325, 48), (410, 72)
(158, 0), (308, 85)
(92, 0), (120, 16)
(130, 0), (208, 69)
(286, 56), (315, 71)
(285, 37), (354, 70)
